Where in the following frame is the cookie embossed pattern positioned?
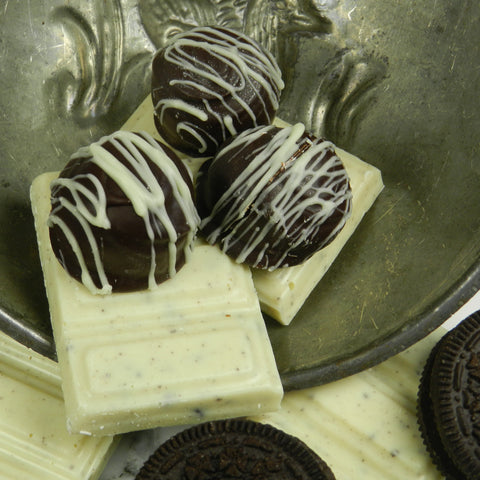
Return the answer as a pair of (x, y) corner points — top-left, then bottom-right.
(417, 312), (480, 479)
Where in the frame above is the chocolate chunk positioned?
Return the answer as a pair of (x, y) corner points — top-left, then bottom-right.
(196, 124), (352, 269)
(417, 311), (480, 479)
(48, 131), (199, 294)
(136, 419), (336, 479)
(151, 26), (284, 157)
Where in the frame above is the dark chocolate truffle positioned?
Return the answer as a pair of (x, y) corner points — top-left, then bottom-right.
(135, 419), (336, 480)
(417, 312), (480, 480)
(48, 130), (199, 294)
(196, 123), (352, 269)
(151, 26), (284, 157)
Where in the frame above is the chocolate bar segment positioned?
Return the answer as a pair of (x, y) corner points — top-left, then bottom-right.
(0, 329), (116, 479)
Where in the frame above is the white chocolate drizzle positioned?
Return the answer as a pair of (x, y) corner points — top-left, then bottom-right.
(200, 124), (353, 269)
(152, 26), (284, 155)
(48, 131), (200, 294)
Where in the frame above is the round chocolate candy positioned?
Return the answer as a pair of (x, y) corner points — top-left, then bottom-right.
(48, 130), (200, 294)
(196, 123), (352, 270)
(151, 26), (284, 157)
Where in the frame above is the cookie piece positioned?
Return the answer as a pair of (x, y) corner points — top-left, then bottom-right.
(417, 312), (480, 479)
(136, 419), (336, 479)
(48, 130), (199, 294)
(196, 123), (352, 270)
(151, 26), (284, 157)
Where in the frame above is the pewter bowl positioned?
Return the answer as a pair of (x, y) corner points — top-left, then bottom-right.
(1, 0), (479, 389)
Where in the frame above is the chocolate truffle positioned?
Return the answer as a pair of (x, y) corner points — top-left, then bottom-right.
(151, 26), (284, 157)
(135, 419), (336, 480)
(48, 130), (199, 294)
(196, 123), (352, 270)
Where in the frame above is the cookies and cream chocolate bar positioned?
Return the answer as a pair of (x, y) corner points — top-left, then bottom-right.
(0, 329), (116, 479)
(100, 328), (444, 479)
(29, 82), (380, 436)
(252, 132), (384, 324)
(251, 329), (444, 479)
(124, 97), (384, 324)
(31, 172), (283, 436)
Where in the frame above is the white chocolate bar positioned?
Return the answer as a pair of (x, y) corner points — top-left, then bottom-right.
(252, 140), (384, 324)
(0, 329), (116, 480)
(251, 329), (444, 480)
(31, 173), (283, 436)
(99, 327), (443, 480)
(124, 97), (384, 324)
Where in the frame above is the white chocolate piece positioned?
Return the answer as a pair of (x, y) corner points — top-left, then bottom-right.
(252, 131), (384, 324)
(250, 329), (444, 480)
(31, 172), (283, 436)
(124, 97), (384, 325)
(0, 329), (116, 480)
(100, 328), (444, 479)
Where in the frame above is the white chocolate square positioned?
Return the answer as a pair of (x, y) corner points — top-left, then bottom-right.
(0, 330), (116, 479)
(30, 173), (283, 436)
(252, 143), (384, 324)
(251, 329), (444, 479)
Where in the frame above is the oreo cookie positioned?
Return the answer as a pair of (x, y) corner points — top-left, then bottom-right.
(136, 419), (336, 479)
(417, 311), (480, 480)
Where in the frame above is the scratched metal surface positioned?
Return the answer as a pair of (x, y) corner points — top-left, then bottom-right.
(1, 0), (479, 392)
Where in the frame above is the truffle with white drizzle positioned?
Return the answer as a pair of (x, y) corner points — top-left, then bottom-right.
(48, 130), (200, 294)
(196, 124), (352, 270)
(151, 26), (284, 157)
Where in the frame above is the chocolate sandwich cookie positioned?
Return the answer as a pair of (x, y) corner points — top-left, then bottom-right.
(136, 419), (336, 480)
(417, 311), (480, 480)
(196, 123), (352, 270)
(151, 26), (284, 157)
(48, 130), (199, 294)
